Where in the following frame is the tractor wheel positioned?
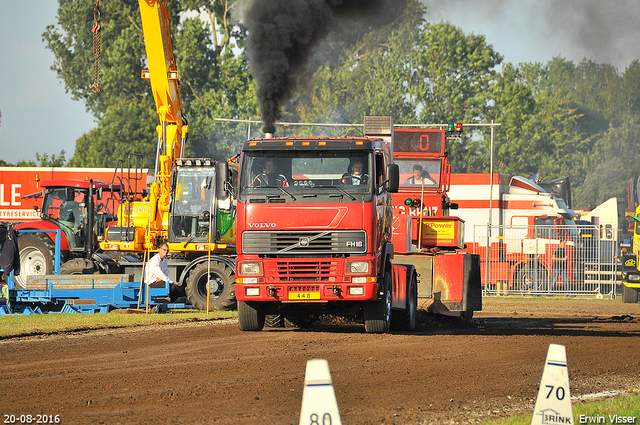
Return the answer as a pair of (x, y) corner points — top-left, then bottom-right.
(60, 258), (101, 274)
(238, 301), (265, 331)
(622, 284), (639, 304)
(16, 233), (57, 288)
(185, 261), (236, 311)
(364, 271), (392, 334)
(391, 271), (417, 331)
(265, 314), (284, 328)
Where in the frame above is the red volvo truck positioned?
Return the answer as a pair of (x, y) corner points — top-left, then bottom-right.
(229, 117), (481, 333)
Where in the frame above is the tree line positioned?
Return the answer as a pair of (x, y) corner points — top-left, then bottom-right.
(5, 0), (639, 209)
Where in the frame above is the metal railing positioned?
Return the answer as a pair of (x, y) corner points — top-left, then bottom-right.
(472, 224), (621, 298)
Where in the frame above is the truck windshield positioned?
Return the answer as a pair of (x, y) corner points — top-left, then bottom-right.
(396, 158), (442, 188)
(533, 216), (580, 240)
(239, 151), (373, 202)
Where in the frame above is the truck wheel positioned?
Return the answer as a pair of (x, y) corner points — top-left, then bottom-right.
(364, 271), (392, 334)
(238, 301), (265, 331)
(513, 265), (528, 292)
(16, 233), (56, 288)
(284, 312), (305, 328)
(391, 272), (417, 331)
(514, 262), (548, 293)
(185, 261), (236, 311)
(60, 258), (101, 274)
(622, 284), (638, 303)
(265, 314), (284, 328)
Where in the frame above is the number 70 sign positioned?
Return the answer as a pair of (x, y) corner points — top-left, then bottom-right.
(531, 344), (573, 425)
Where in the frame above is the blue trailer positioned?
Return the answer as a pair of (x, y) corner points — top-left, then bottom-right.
(1, 230), (185, 314)
(4, 273), (174, 314)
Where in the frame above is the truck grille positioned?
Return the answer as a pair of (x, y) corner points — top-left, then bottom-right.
(268, 260), (340, 282)
(242, 230), (366, 254)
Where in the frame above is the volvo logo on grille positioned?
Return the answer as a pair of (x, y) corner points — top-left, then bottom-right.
(299, 237), (310, 247)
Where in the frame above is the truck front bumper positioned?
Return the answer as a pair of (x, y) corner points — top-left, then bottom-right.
(236, 280), (379, 302)
(235, 257), (379, 302)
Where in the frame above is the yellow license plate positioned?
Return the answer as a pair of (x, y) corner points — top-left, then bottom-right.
(288, 292), (321, 300)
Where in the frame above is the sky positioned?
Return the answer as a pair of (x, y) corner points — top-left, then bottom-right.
(0, 1), (96, 165)
(0, 1), (639, 165)
(421, 0), (640, 70)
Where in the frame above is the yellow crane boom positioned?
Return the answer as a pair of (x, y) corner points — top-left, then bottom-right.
(138, 0), (187, 246)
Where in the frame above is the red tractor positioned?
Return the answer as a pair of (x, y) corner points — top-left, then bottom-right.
(13, 179), (120, 287)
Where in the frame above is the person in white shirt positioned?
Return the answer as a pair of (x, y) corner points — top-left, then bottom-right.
(146, 243), (173, 286)
(342, 159), (369, 185)
(404, 164), (437, 186)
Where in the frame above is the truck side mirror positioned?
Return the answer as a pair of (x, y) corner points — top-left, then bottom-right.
(96, 187), (103, 200)
(385, 163), (399, 193)
(216, 161), (230, 200)
(65, 187), (75, 201)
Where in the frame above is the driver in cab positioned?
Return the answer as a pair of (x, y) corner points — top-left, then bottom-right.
(253, 159), (289, 187)
(404, 164), (437, 186)
(342, 159), (368, 185)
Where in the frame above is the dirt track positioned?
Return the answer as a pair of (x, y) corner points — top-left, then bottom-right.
(1, 298), (639, 424)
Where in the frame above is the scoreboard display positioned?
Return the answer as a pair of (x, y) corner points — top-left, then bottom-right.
(393, 129), (445, 156)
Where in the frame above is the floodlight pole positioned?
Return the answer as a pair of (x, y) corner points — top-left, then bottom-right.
(489, 120), (495, 232)
(486, 120), (497, 295)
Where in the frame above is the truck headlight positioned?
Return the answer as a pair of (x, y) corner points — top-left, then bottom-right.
(347, 261), (370, 274)
(240, 262), (262, 275)
(627, 273), (640, 282)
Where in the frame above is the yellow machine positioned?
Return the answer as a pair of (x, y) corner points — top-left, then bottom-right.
(99, 0), (237, 311)
(622, 207), (640, 303)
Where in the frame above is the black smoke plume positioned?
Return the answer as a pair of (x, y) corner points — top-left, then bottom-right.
(242, 0), (401, 134)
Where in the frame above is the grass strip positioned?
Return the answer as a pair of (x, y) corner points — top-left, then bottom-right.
(0, 309), (237, 339)
(484, 393), (640, 424)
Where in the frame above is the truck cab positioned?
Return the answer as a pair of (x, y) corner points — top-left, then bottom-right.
(234, 130), (403, 332)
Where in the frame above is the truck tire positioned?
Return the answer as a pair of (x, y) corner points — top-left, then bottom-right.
(16, 233), (56, 288)
(238, 301), (265, 331)
(461, 311), (474, 321)
(284, 312), (305, 328)
(60, 258), (101, 274)
(514, 262), (548, 293)
(185, 261), (236, 311)
(391, 271), (417, 331)
(265, 314), (284, 328)
(364, 271), (392, 334)
(622, 284), (638, 304)
(513, 265), (527, 292)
